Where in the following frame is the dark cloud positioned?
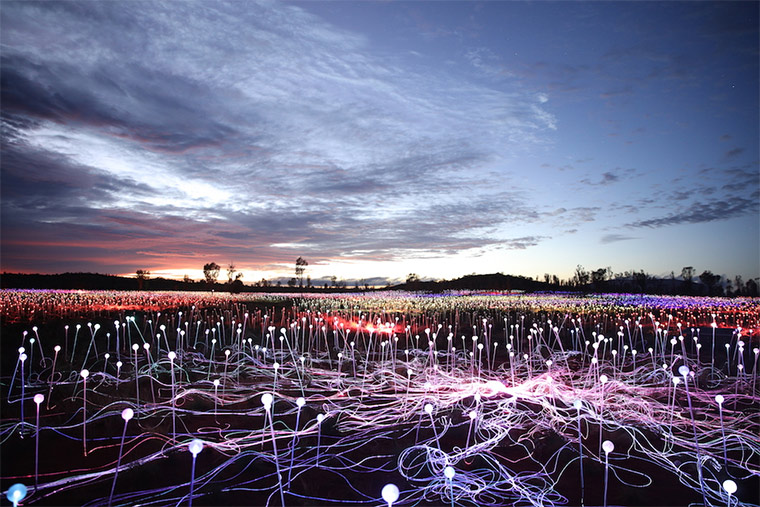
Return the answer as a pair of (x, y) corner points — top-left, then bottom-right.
(626, 196), (759, 228)
(600, 234), (637, 244)
(579, 168), (632, 186)
(724, 147), (744, 159)
(721, 166), (759, 193)
(498, 236), (547, 250)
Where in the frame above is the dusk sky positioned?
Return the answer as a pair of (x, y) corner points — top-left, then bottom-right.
(2, 1), (758, 285)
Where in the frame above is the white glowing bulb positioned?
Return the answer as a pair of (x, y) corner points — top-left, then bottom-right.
(602, 440), (614, 454)
(122, 408), (134, 421)
(444, 466), (455, 480)
(381, 483), (400, 505)
(188, 439), (204, 457)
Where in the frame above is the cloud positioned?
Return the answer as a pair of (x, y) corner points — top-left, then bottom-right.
(626, 196), (759, 228)
(498, 236), (548, 250)
(0, 0), (560, 274)
(579, 168), (633, 186)
(600, 234), (637, 244)
(724, 147), (744, 159)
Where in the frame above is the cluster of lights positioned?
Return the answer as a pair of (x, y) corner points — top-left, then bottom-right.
(1, 289), (758, 506)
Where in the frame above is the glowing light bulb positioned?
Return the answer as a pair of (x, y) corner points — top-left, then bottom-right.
(168, 351), (176, 360)
(444, 466), (455, 480)
(34, 394), (44, 405)
(381, 483), (400, 506)
(188, 439), (204, 457)
(296, 397), (306, 408)
(722, 479), (737, 495)
(602, 440), (614, 454)
(6, 483), (27, 504)
(261, 393), (273, 408)
(80, 369), (89, 379)
(715, 394), (724, 405)
(122, 408), (134, 421)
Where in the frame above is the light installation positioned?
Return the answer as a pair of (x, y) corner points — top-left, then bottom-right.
(0, 289), (758, 506)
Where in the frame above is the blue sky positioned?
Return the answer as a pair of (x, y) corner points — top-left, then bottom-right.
(1, 1), (758, 285)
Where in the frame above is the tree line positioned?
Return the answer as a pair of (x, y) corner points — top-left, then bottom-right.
(534, 265), (758, 296)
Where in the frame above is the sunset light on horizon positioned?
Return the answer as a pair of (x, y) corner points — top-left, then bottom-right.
(1, 1), (758, 285)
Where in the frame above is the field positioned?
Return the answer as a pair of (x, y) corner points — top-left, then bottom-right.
(1, 290), (759, 507)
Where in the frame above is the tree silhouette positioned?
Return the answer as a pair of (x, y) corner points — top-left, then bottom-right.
(203, 262), (220, 285)
(591, 267), (611, 290)
(295, 257), (308, 287)
(574, 265), (589, 287)
(136, 269), (150, 290)
(632, 270), (650, 293)
(699, 270), (721, 295)
(681, 266), (695, 293)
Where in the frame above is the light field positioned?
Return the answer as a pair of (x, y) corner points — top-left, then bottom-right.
(1, 290), (758, 506)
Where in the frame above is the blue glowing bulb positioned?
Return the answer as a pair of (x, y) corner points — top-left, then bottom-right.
(6, 484), (27, 504)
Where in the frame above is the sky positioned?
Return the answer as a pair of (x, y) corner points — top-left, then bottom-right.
(1, 1), (758, 286)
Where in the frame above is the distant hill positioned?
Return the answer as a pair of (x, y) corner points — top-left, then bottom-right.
(1, 271), (546, 292)
(1, 271), (755, 296)
(388, 273), (548, 292)
(0, 272), (197, 291)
